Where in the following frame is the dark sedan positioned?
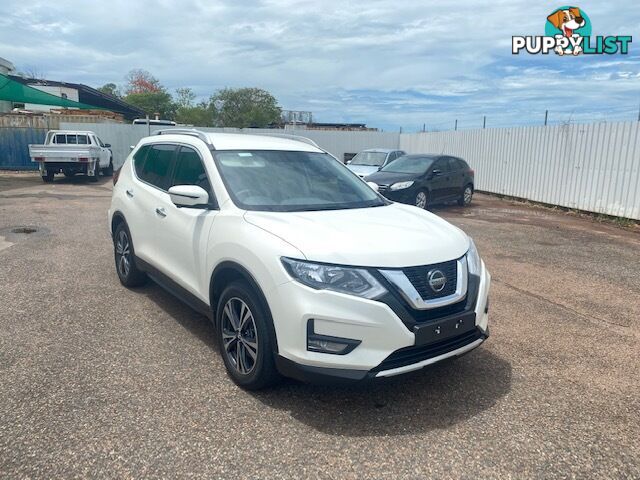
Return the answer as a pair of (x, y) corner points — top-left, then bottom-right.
(365, 154), (474, 209)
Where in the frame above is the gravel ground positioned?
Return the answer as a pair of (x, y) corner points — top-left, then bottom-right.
(0, 172), (639, 479)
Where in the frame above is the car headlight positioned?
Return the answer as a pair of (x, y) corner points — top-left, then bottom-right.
(466, 237), (481, 275)
(281, 258), (387, 299)
(390, 181), (414, 191)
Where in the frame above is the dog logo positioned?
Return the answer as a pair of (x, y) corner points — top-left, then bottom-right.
(512, 6), (632, 55)
(545, 7), (589, 55)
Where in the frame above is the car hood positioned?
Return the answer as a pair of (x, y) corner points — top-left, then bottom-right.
(365, 171), (418, 185)
(346, 165), (380, 177)
(244, 203), (469, 268)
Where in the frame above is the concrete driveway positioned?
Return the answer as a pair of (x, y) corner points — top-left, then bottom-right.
(1, 173), (638, 478)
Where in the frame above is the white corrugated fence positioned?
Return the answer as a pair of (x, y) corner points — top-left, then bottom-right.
(400, 122), (640, 220)
(58, 121), (640, 220)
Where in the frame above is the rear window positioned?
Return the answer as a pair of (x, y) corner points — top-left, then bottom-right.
(53, 134), (88, 144)
(138, 144), (176, 190)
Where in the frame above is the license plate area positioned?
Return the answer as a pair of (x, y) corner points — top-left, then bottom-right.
(413, 312), (476, 345)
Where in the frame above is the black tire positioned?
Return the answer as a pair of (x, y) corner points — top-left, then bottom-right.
(216, 281), (280, 390)
(113, 223), (147, 287)
(42, 171), (54, 183)
(102, 160), (114, 177)
(414, 189), (428, 209)
(89, 166), (99, 182)
(458, 184), (473, 206)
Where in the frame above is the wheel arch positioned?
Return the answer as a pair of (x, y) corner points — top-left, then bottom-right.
(209, 261), (279, 353)
(110, 211), (127, 239)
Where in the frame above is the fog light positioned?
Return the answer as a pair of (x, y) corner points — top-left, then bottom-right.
(306, 320), (361, 355)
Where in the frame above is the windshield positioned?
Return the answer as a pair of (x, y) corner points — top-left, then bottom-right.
(350, 151), (388, 166)
(213, 150), (387, 212)
(381, 156), (435, 174)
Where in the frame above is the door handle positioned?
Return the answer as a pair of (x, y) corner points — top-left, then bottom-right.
(155, 207), (167, 218)
(126, 189), (134, 198)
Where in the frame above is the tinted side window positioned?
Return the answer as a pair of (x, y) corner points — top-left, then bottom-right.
(447, 157), (459, 171)
(171, 147), (212, 193)
(432, 158), (449, 173)
(139, 144), (176, 190)
(133, 145), (150, 177)
(77, 135), (88, 145)
(457, 158), (469, 170)
(55, 134), (66, 144)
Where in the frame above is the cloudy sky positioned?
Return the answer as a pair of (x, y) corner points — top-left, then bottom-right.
(0, 0), (638, 131)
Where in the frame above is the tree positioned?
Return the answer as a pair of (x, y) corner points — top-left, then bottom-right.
(124, 91), (176, 120)
(98, 83), (121, 98)
(125, 69), (162, 95)
(21, 66), (46, 80)
(123, 69), (174, 119)
(175, 87), (196, 109)
(209, 88), (281, 128)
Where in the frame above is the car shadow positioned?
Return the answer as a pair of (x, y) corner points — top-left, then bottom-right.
(137, 281), (511, 437)
(136, 282), (218, 349)
(52, 175), (112, 186)
(252, 348), (511, 437)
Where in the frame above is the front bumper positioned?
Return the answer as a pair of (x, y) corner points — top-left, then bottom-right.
(268, 261), (491, 383)
(377, 186), (420, 205)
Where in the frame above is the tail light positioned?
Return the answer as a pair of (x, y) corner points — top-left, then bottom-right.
(469, 168), (475, 176)
(113, 167), (121, 185)
(79, 157), (89, 162)
(34, 157), (45, 162)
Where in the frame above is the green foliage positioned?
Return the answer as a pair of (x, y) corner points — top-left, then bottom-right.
(98, 83), (121, 98)
(106, 71), (282, 126)
(210, 88), (281, 128)
(123, 91), (176, 120)
(175, 104), (213, 126)
(175, 87), (196, 109)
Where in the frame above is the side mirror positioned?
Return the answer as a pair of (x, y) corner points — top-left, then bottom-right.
(367, 181), (379, 192)
(168, 185), (210, 208)
(430, 169), (442, 178)
(104, 143), (111, 148)
(346, 160), (352, 165)
(129, 145), (135, 151)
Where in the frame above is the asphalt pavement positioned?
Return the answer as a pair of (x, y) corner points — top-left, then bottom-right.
(1, 172), (639, 479)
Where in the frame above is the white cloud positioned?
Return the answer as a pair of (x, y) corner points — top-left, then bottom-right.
(0, 0), (638, 129)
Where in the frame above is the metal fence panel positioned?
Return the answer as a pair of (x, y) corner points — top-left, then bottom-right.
(4, 120), (637, 219)
(60, 123), (401, 170)
(400, 122), (640, 220)
(0, 127), (46, 170)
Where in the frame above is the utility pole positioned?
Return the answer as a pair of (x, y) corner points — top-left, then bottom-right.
(422, 123), (425, 132)
(637, 102), (640, 121)
(544, 110), (548, 126)
(483, 116), (486, 129)
(454, 119), (458, 131)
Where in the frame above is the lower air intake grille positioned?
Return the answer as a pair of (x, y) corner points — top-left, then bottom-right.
(372, 329), (483, 373)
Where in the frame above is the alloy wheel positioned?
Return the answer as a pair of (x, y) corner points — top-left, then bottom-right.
(464, 186), (473, 205)
(115, 230), (131, 278)
(221, 297), (259, 375)
(415, 191), (427, 209)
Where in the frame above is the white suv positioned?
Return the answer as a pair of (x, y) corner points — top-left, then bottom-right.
(109, 130), (490, 389)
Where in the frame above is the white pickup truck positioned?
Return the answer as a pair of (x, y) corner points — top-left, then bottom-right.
(29, 130), (114, 183)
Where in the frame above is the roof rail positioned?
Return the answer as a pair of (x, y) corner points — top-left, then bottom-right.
(257, 133), (320, 148)
(153, 128), (214, 148)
